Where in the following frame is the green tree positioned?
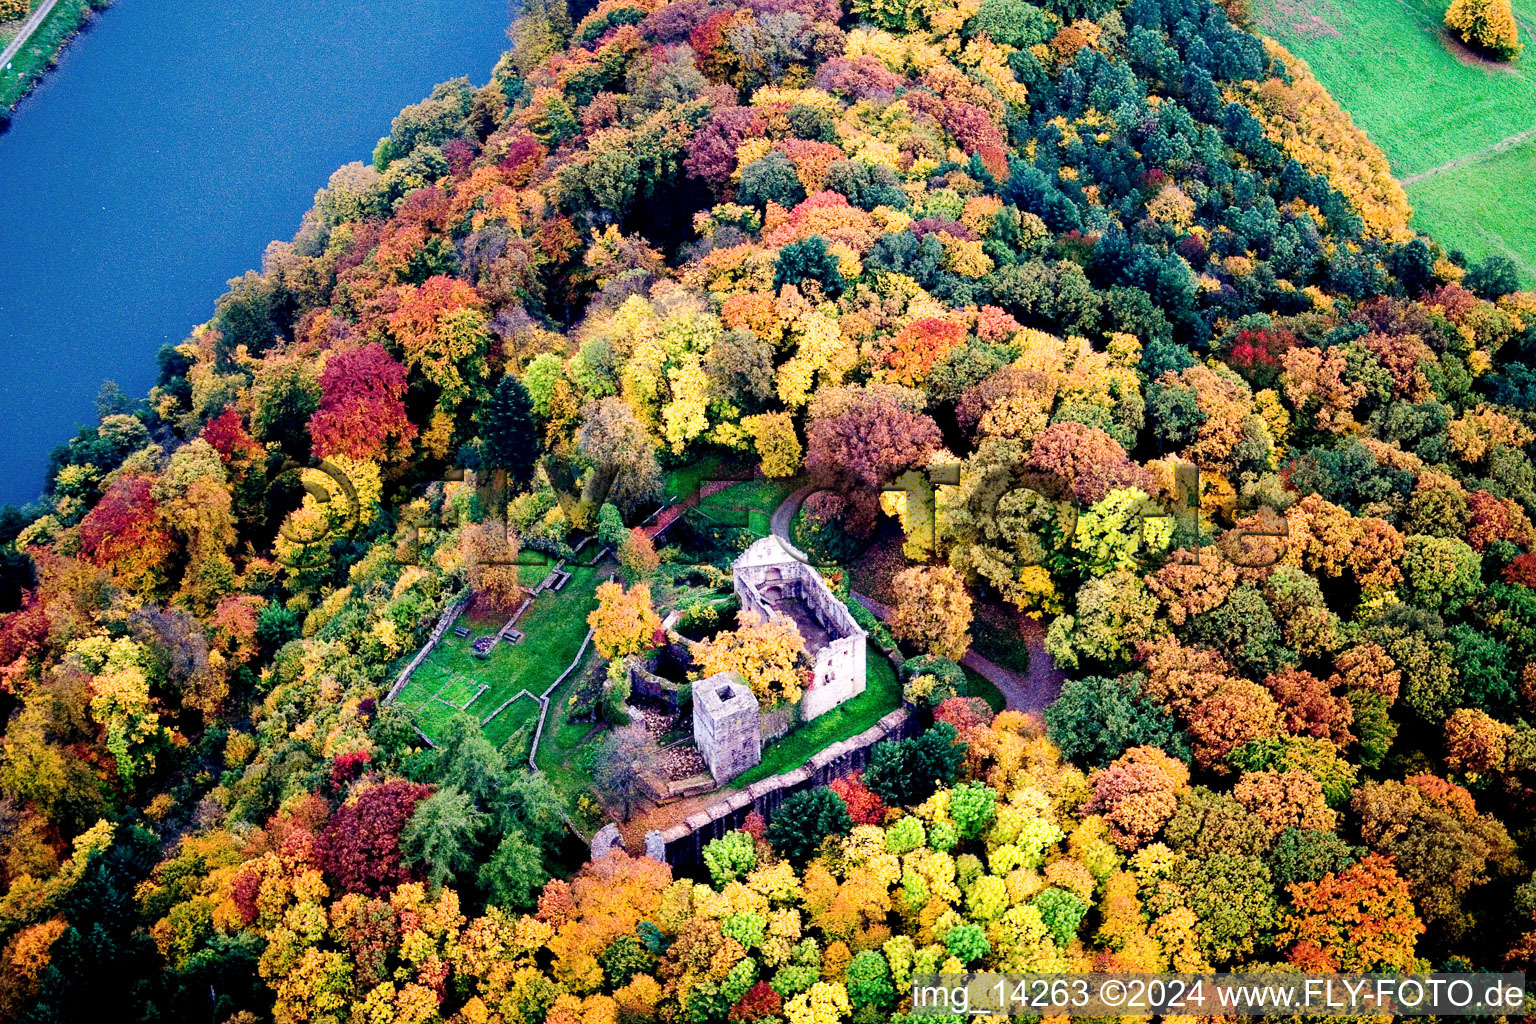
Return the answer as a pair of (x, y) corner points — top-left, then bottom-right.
(1267, 827), (1358, 889)
(592, 722), (654, 821)
(1186, 584), (1293, 678)
(766, 788), (853, 862)
(402, 786), (488, 889)
(430, 713), (510, 810)
(1176, 851), (1279, 964)
(1045, 673), (1190, 768)
(703, 831), (758, 887)
(774, 235), (845, 298)
(597, 502), (627, 550)
(1401, 535), (1482, 613)
(846, 950), (895, 1009)
(737, 151), (806, 209)
(480, 375), (543, 491)
(478, 831), (549, 909)
(864, 722), (967, 806)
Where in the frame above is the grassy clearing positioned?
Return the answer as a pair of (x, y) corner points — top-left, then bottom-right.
(731, 643), (902, 787)
(394, 565), (604, 745)
(1253, 0), (1536, 176)
(531, 643), (608, 833)
(961, 667), (1007, 713)
(1250, 0), (1536, 280)
(661, 455), (724, 503)
(1406, 138), (1536, 283)
(695, 476), (800, 535)
(1, 0), (105, 111)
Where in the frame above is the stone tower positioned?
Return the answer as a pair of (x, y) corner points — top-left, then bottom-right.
(692, 670), (761, 782)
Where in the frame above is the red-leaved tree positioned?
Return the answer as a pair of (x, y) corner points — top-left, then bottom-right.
(318, 778), (431, 896)
(309, 343), (418, 461)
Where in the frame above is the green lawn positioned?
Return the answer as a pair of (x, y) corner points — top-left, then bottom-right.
(1251, 0), (1536, 280)
(695, 477), (801, 536)
(961, 667), (1007, 713)
(532, 642), (608, 833)
(662, 455), (724, 503)
(731, 643), (902, 787)
(393, 565), (605, 746)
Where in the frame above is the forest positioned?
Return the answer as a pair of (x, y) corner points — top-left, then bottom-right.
(1, 0), (1535, 1018)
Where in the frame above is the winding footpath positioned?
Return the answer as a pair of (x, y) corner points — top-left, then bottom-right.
(0, 0), (62, 75)
(1402, 125), (1536, 185)
(770, 485), (1066, 713)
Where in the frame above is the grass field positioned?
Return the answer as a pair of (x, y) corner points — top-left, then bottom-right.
(394, 565), (604, 746)
(1251, 0), (1536, 281)
(694, 477), (801, 536)
(1407, 138), (1536, 280)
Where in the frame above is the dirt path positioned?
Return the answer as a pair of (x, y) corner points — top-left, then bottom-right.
(1402, 126), (1536, 184)
(773, 487), (1065, 714)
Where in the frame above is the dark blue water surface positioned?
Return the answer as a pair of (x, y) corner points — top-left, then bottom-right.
(0, 0), (510, 504)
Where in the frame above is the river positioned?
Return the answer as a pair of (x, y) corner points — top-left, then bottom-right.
(0, 0), (511, 505)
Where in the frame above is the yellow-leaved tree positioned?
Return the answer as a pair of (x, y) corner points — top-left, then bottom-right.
(1447, 0), (1523, 59)
(889, 565), (973, 661)
(589, 581), (662, 659)
(692, 611), (807, 706)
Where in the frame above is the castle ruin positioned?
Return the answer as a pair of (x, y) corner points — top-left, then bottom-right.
(732, 535), (867, 721)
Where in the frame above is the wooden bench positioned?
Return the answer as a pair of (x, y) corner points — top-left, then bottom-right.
(500, 629), (524, 645)
(453, 625), (471, 639)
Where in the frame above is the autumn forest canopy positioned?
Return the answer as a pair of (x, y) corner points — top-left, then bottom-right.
(3, 0), (1536, 1018)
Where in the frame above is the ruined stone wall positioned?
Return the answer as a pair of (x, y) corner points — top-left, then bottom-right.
(802, 632), (867, 720)
(733, 541), (868, 722)
(629, 661), (685, 710)
(646, 706), (918, 872)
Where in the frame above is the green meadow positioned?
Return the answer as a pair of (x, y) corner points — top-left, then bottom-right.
(393, 564), (604, 747)
(1252, 0), (1536, 280)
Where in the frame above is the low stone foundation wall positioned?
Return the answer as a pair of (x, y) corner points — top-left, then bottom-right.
(630, 662), (686, 710)
(384, 592), (471, 704)
(640, 706), (918, 872)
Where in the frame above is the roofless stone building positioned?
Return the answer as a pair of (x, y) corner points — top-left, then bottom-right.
(732, 535), (867, 721)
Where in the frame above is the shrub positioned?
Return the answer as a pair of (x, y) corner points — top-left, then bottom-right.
(1446, 0), (1522, 58)
(903, 655), (967, 703)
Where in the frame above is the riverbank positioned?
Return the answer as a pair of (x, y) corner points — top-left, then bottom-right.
(0, 0), (108, 119)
